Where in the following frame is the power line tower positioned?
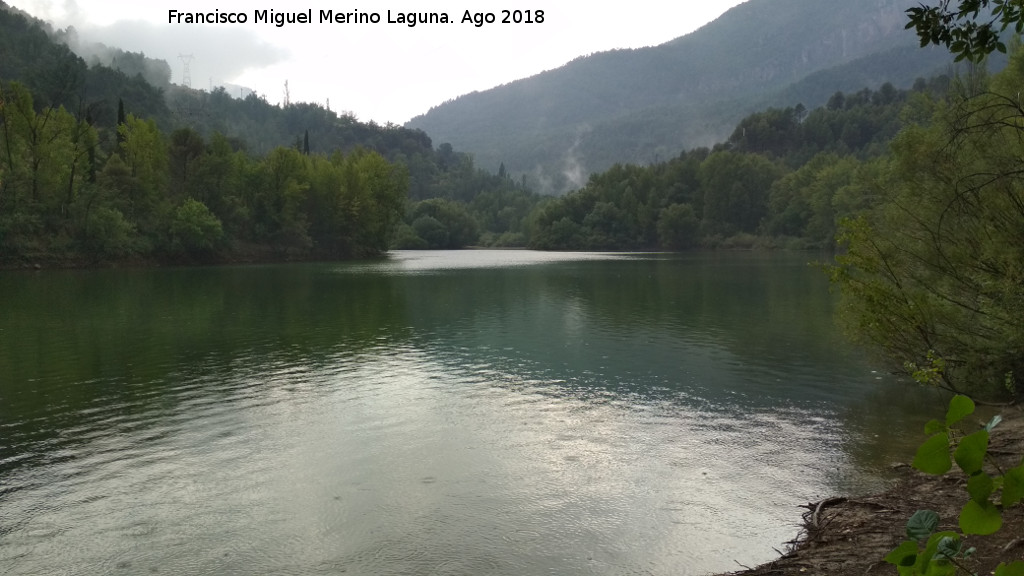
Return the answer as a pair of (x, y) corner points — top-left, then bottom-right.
(178, 53), (194, 88)
(283, 80), (290, 107)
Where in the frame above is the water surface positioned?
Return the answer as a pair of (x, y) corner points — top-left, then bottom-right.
(0, 250), (941, 575)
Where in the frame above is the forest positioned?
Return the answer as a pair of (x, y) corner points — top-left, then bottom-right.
(526, 77), (952, 251)
(0, 2), (539, 264)
(0, 0), (1017, 274)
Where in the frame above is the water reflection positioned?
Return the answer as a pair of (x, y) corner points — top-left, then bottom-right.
(0, 251), (940, 575)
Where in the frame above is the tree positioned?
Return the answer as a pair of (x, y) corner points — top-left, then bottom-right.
(116, 113), (168, 236)
(168, 127), (205, 201)
(906, 0), (1024, 61)
(170, 198), (223, 256)
(656, 203), (699, 250)
(698, 150), (783, 235)
(0, 82), (94, 241)
(408, 198), (478, 249)
(830, 56), (1024, 400)
(116, 98), (125, 149)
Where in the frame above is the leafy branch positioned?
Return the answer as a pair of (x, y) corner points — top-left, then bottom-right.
(885, 393), (1024, 575)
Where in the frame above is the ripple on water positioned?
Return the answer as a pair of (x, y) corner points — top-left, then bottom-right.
(0, 253), (938, 576)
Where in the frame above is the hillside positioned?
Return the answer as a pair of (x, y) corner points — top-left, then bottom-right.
(406, 0), (955, 193)
(0, 1), (542, 265)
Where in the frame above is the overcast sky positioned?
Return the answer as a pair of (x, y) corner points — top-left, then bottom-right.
(9, 0), (748, 124)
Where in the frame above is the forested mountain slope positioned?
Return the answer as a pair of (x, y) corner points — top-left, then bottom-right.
(406, 0), (955, 193)
(0, 1), (540, 264)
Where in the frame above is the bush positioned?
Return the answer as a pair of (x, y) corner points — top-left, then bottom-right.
(81, 207), (137, 259)
(170, 199), (224, 256)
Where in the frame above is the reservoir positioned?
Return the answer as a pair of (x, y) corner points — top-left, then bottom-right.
(0, 250), (940, 575)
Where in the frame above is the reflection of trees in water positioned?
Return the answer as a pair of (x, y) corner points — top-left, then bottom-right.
(0, 253), (934, 488)
(406, 252), (945, 486)
(0, 263), (411, 476)
(834, 379), (949, 485)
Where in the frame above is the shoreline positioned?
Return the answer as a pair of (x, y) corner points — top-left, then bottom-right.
(716, 406), (1024, 576)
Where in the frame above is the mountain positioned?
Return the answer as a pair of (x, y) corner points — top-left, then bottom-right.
(405, 0), (955, 193)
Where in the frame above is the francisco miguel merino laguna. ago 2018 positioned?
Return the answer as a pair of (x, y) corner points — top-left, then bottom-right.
(167, 8), (545, 27)
(169, 8), (544, 27)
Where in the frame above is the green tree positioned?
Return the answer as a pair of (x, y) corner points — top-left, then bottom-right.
(0, 81), (96, 251)
(699, 151), (783, 235)
(170, 198), (223, 256)
(117, 113), (168, 236)
(764, 152), (860, 245)
(830, 59), (1024, 400)
(252, 146), (311, 254)
(657, 203), (700, 250)
(408, 198), (478, 249)
(168, 127), (205, 201)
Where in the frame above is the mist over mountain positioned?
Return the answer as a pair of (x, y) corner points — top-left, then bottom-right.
(406, 0), (957, 193)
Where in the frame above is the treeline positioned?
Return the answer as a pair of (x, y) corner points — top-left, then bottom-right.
(830, 49), (1024, 401)
(0, 3), (529, 196)
(0, 1), (550, 261)
(0, 82), (408, 263)
(528, 77), (954, 251)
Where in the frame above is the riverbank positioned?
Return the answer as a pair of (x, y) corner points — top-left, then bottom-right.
(718, 406), (1024, 576)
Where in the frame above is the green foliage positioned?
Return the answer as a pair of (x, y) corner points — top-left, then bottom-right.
(402, 198), (479, 249)
(906, 510), (941, 541)
(0, 76), (412, 262)
(953, 430), (988, 475)
(996, 563), (1024, 576)
(657, 203), (700, 250)
(946, 394), (975, 426)
(527, 80), (942, 252)
(906, 0), (1021, 62)
(1003, 464), (1024, 507)
(411, 215), (449, 249)
(913, 432), (953, 475)
(390, 222), (428, 249)
(699, 150), (783, 235)
(958, 500), (1001, 535)
(170, 199), (223, 256)
(830, 55), (1024, 400)
(887, 395), (1024, 575)
(80, 206), (136, 259)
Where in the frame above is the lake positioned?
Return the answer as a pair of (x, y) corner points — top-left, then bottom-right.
(0, 250), (943, 575)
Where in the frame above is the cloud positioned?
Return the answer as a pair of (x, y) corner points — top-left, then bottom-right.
(74, 20), (287, 86)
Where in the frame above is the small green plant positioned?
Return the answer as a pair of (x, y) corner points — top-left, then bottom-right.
(884, 394), (1024, 575)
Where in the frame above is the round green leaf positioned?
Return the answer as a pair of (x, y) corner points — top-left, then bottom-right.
(935, 535), (962, 559)
(959, 500), (1002, 535)
(924, 419), (945, 435)
(885, 540), (921, 566)
(913, 433), (952, 475)
(920, 531), (960, 575)
(905, 509), (940, 541)
(1002, 464), (1024, 507)
(995, 561), (1024, 576)
(966, 472), (994, 504)
(945, 395), (975, 426)
(954, 429), (989, 475)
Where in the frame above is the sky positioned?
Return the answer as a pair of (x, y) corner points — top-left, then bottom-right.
(9, 0), (748, 124)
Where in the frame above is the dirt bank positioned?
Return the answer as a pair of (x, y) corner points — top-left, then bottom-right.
(718, 406), (1024, 576)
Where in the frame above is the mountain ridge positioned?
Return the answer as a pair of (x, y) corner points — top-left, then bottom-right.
(406, 0), (955, 193)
